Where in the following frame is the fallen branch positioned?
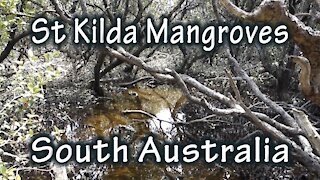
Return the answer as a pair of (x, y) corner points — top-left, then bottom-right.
(219, 0), (320, 106)
(225, 68), (320, 176)
(292, 108), (320, 156)
(106, 47), (301, 135)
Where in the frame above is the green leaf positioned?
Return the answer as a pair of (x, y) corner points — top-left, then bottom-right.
(33, 87), (41, 94)
(16, 174), (21, 180)
(31, 56), (38, 61)
(52, 51), (60, 57)
(27, 83), (34, 91)
(28, 129), (34, 137)
(0, 164), (7, 175)
(7, 168), (15, 174)
(44, 53), (49, 61)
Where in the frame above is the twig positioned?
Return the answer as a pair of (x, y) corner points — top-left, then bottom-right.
(0, 95), (23, 115)
(117, 76), (154, 87)
(225, 69), (302, 135)
(225, 48), (299, 129)
(235, 130), (263, 144)
(123, 110), (174, 125)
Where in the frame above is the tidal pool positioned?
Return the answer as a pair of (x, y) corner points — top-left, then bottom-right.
(81, 85), (186, 138)
(64, 85), (236, 179)
(63, 85), (303, 179)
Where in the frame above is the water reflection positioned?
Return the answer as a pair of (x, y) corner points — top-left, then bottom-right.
(65, 85), (263, 180)
(83, 85), (186, 138)
(66, 85), (296, 179)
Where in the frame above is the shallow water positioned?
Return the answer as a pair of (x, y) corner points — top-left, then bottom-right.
(78, 85), (186, 138)
(62, 85), (308, 179)
(68, 85), (220, 179)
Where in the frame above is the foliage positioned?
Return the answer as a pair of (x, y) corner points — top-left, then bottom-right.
(0, 50), (63, 179)
(0, 0), (320, 179)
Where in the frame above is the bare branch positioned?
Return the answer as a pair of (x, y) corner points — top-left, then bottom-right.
(168, 0), (186, 20)
(0, 31), (29, 63)
(225, 48), (299, 128)
(292, 108), (320, 156)
(225, 69), (320, 174)
(219, 0), (251, 19)
(50, 0), (73, 24)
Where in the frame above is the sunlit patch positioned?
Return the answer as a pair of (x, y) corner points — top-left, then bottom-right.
(75, 85), (186, 139)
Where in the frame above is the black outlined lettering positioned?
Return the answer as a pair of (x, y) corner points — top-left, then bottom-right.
(30, 16), (289, 50)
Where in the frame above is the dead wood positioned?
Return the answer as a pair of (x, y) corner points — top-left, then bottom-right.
(219, 0), (320, 106)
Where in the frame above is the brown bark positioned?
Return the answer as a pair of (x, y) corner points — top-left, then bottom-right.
(290, 56), (313, 95)
(292, 108), (320, 156)
(219, 0), (320, 106)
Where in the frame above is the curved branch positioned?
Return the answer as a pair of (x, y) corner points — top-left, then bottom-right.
(105, 46), (300, 135)
(219, 0), (251, 19)
(219, 0), (320, 106)
(219, 0), (320, 49)
(290, 56), (313, 96)
(0, 31), (30, 63)
(49, 0), (73, 25)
